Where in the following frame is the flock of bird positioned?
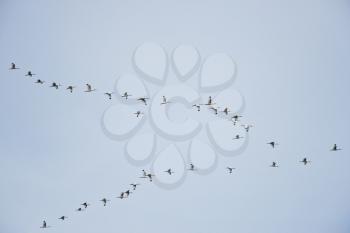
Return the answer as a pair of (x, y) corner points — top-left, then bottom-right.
(7, 62), (344, 229)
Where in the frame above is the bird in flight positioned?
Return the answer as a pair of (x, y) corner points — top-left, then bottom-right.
(231, 115), (242, 125)
(164, 168), (174, 175)
(188, 163), (196, 171)
(209, 106), (218, 115)
(76, 207), (84, 212)
(161, 96), (171, 105)
(104, 92), (113, 99)
(117, 192), (126, 199)
(241, 124), (253, 132)
(270, 162), (278, 168)
(130, 183), (140, 190)
(9, 62), (19, 70)
(201, 96), (214, 106)
(137, 97), (149, 105)
(81, 202), (90, 208)
(233, 134), (244, 140)
(100, 198), (110, 206)
(124, 190), (132, 197)
(58, 216), (67, 221)
(121, 92), (132, 99)
(35, 79), (45, 84)
(221, 107), (230, 115)
(267, 141), (278, 148)
(227, 167), (235, 173)
(134, 111), (143, 117)
(66, 86), (76, 93)
(40, 220), (50, 228)
(50, 82), (61, 89)
(331, 144), (342, 151)
(25, 71), (35, 77)
(192, 104), (201, 112)
(300, 157), (311, 165)
(85, 84), (96, 92)
(140, 170), (155, 182)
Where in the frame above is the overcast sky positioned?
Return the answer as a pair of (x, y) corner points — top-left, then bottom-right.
(1, 0), (350, 233)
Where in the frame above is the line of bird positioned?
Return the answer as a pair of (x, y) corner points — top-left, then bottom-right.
(7, 63), (343, 228)
(39, 141), (343, 229)
(8, 62), (254, 138)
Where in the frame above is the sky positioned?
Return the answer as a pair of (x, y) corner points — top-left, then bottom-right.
(0, 0), (350, 233)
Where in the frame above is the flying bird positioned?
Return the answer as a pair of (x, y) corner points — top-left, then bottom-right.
(40, 220), (50, 228)
(201, 96), (214, 106)
(222, 107), (230, 115)
(85, 84), (96, 92)
(300, 158), (311, 165)
(134, 111), (143, 117)
(50, 82), (60, 89)
(130, 183), (140, 190)
(81, 202), (90, 208)
(226, 167), (235, 173)
(66, 86), (76, 93)
(161, 96), (171, 105)
(76, 207), (84, 212)
(117, 192), (126, 199)
(192, 104), (201, 111)
(124, 190), (132, 197)
(137, 97), (149, 105)
(231, 115), (242, 125)
(25, 71), (35, 77)
(9, 62), (19, 70)
(104, 92), (113, 99)
(35, 79), (45, 84)
(267, 141), (278, 148)
(241, 124), (253, 132)
(164, 168), (174, 175)
(233, 134), (244, 140)
(121, 92), (132, 99)
(58, 216), (67, 221)
(331, 144), (342, 151)
(100, 198), (110, 206)
(209, 106), (218, 115)
(270, 162), (278, 168)
(188, 163), (196, 171)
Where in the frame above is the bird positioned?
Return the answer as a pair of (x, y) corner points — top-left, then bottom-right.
(222, 107), (230, 115)
(188, 163), (196, 171)
(104, 92), (113, 99)
(100, 198), (110, 206)
(9, 62), (19, 70)
(121, 92), (132, 99)
(270, 162), (278, 168)
(300, 158), (311, 165)
(50, 82), (60, 89)
(192, 104), (201, 111)
(76, 207), (84, 212)
(58, 216), (67, 221)
(117, 192), (126, 199)
(164, 168), (174, 175)
(130, 183), (140, 190)
(231, 115), (242, 125)
(209, 106), (218, 115)
(85, 84), (96, 92)
(66, 86), (76, 93)
(124, 190), (132, 197)
(226, 167), (235, 173)
(134, 111), (143, 117)
(40, 220), (50, 228)
(146, 173), (155, 182)
(81, 202), (90, 208)
(137, 97), (149, 105)
(267, 141), (278, 148)
(25, 71), (35, 77)
(141, 169), (147, 177)
(201, 96), (214, 106)
(241, 124), (253, 132)
(35, 79), (45, 84)
(161, 96), (171, 105)
(233, 134), (244, 140)
(331, 144), (342, 151)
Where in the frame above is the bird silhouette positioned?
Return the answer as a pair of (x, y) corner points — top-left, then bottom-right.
(9, 62), (19, 70)
(130, 183), (140, 190)
(231, 115), (242, 125)
(137, 97), (149, 105)
(81, 202), (90, 208)
(241, 124), (253, 132)
(200, 96), (214, 106)
(209, 106), (218, 115)
(100, 198), (110, 206)
(50, 82), (61, 89)
(300, 158), (311, 165)
(188, 163), (196, 171)
(25, 71), (35, 77)
(58, 216), (67, 221)
(66, 86), (76, 93)
(117, 192), (126, 199)
(85, 84), (96, 92)
(134, 111), (143, 117)
(192, 104), (201, 111)
(222, 107), (230, 115)
(267, 141), (278, 148)
(161, 96), (171, 105)
(270, 162), (278, 167)
(164, 168), (174, 175)
(124, 190), (132, 197)
(104, 92), (113, 99)
(226, 167), (235, 173)
(76, 207), (84, 212)
(40, 220), (50, 228)
(331, 144), (342, 151)
(121, 92), (132, 99)
(35, 79), (45, 84)
(233, 134), (244, 140)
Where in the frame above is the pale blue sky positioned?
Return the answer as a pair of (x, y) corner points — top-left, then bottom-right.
(0, 0), (350, 233)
